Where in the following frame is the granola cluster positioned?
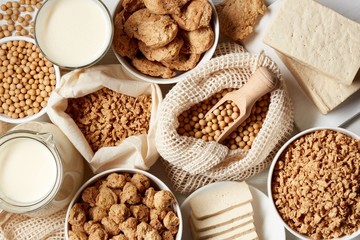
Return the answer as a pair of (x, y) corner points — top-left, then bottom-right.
(66, 88), (152, 152)
(272, 129), (360, 239)
(68, 172), (180, 240)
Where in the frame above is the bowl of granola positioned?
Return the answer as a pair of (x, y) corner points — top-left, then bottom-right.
(111, 0), (219, 84)
(268, 127), (360, 240)
(65, 168), (182, 240)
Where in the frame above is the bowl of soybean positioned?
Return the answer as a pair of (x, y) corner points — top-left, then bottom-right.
(0, 36), (60, 123)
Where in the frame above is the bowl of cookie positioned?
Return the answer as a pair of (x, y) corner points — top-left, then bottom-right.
(112, 0), (219, 84)
(268, 127), (360, 240)
(65, 168), (182, 240)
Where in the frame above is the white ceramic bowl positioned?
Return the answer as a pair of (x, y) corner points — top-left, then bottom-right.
(112, 0), (219, 84)
(267, 127), (360, 240)
(65, 168), (183, 240)
(0, 36), (61, 124)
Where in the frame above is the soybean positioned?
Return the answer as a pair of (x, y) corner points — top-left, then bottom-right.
(177, 89), (270, 150)
(0, 40), (56, 119)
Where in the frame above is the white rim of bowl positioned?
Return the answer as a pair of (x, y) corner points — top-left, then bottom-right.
(64, 168), (183, 240)
(267, 126), (360, 240)
(112, 0), (219, 84)
(0, 36), (61, 124)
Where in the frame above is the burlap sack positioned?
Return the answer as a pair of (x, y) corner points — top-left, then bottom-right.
(47, 64), (162, 173)
(156, 42), (294, 193)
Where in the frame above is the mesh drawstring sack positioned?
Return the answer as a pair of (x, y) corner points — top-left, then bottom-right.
(0, 209), (66, 240)
(156, 42), (294, 193)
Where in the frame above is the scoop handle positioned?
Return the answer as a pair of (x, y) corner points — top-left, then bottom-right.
(238, 67), (277, 105)
(216, 67), (278, 143)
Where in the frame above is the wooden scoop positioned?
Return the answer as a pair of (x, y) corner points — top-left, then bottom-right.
(206, 67), (278, 143)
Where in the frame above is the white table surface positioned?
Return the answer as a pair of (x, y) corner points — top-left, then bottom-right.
(0, 0), (358, 239)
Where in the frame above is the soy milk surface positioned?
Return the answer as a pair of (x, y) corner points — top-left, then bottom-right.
(35, 0), (112, 68)
(0, 138), (57, 204)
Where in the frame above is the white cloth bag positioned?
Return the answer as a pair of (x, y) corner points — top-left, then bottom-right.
(47, 64), (162, 173)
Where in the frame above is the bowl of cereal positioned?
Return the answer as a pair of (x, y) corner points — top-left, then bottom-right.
(65, 168), (183, 240)
(0, 36), (60, 123)
(268, 127), (360, 240)
(112, 0), (219, 84)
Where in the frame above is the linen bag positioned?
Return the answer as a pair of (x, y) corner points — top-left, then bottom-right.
(47, 64), (162, 173)
(156, 42), (294, 193)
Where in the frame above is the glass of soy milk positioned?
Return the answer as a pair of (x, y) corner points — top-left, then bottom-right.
(0, 122), (84, 217)
(34, 0), (113, 69)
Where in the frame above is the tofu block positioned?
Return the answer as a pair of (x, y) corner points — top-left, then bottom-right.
(263, 0), (360, 85)
(206, 222), (256, 240)
(191, 202), (254, 231)
(230, 230), (258, 240)
(189, 181), (252, 219)
(191, 216), (253, 239)
(232, 230), (259, 240)
(277, 51), (360, 114)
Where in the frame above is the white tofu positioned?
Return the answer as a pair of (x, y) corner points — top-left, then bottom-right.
(205, 222), (257, 240)
(277, 52), (360, 114)
(189, 181), (252, 219)
(263, 0), (360, 85)
(191, 216), (253, 239)
(191, 202), (254, 231)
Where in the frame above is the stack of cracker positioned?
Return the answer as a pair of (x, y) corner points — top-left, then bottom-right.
(189, 182), (258, 240)
(263, 0), (360, 114)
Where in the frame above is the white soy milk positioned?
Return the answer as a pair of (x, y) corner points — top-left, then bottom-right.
(10, 122), (85, 217)
(0, 138), (57, 204)
(35, 0), (112, 68)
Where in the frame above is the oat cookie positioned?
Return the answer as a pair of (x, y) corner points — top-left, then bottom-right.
(124, 9), (178, 48)
(139, 37), (184, 62)
(162, 53), (201, 71)
(172, 0), (212, 31)
(181, 27), (214, 54)
(113, 10), (139, 59)
(143, 0), (189, 14)
(132, 57), (176, 78)
(122, 0), (145, 13)
(216, 0), (266, 41)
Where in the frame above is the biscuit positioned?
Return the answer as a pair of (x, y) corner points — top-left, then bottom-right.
(172, 0), (212, 31)
(113, 11), (139, 59)
(162, 53), (201, 71)
(180, 27), (214, 54)
(122, 0), (145, 13)
(139, 37), (184, 62)
(124, 9), (178, 48)
(143, 0), (189, 15)
(216, 0), (266, 41)
(132, 57), (176, 78)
